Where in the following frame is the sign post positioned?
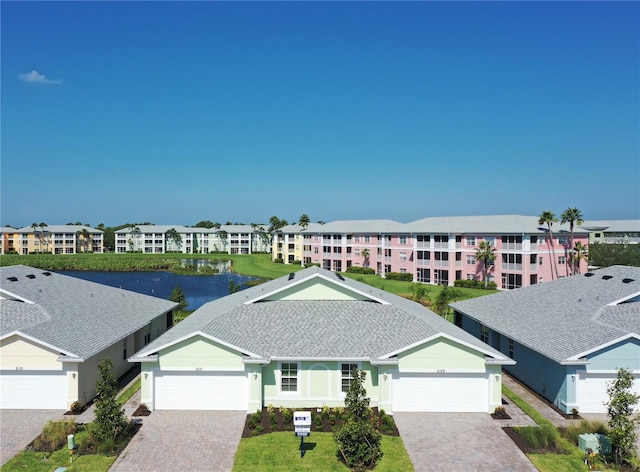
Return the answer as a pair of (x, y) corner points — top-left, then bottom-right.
(293, 411), (312, 458)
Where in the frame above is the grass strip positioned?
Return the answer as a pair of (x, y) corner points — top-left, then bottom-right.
(116, 378), (141, 406)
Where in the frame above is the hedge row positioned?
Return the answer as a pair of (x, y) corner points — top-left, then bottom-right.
(453, 279), (497, 290)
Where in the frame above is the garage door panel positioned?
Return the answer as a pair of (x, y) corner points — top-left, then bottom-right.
(1, 371), (67, 409)
(154, 372), (247, 410)
(578, 374), (640, 414)
(392, 373), (488, 412)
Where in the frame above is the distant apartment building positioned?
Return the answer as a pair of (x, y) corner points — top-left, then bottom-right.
(582, 220), (640, 245)
(114, 224), (270, 255)
(1, 225), (104, 254)
(272, 215), (592, 290)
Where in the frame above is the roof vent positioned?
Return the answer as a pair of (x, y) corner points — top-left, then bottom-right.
(622, 278), (634, 284)
(7, 276), (18, 282)
(584, 272), (594, 277)
(336, 273), (345, 281)
(602, 275), (613, 280)
(288, 273), (295, 281)
(25, 274), (36, 279)
(42, 272), (51, 276)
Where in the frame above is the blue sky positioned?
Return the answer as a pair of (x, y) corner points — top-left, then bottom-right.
(2, 1), (638, 228)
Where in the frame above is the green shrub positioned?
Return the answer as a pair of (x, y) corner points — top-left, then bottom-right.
(292, 260), (302, 265)
(273, 258), (284, 264)
(453, 279), (497, 290)
(515, 424), (563, 452)
(562, 419), (609, 446)
(334, 420), (383, 471)
(384, 272), (413, 282)
(33, 419), (78, 451)
(346, 266), (375, 274)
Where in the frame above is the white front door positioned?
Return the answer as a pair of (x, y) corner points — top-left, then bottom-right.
(0, 371), (68, 409)
(392, 373), (489, 412)
(154, 371), (248, 410)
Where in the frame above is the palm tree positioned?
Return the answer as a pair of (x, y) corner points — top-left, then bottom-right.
(77, 228), (91, 253)
(298, 214), (310, 230)
(39, 222), (48, 253)
(572, 241), (588, 274)
(361, 248), (370, 268)
(539, 210), (559, 280)
(561, 207), (584, 275)
(218, 230), (228, 251)
(475, 240), (496, 289)
(31, 223), (39, 253)
(165, 228), (182, 252)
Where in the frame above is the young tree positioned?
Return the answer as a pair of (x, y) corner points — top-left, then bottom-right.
(572, 241), (588, 274)
(538, 210), (559, 280)
(561, 207), (584, 274)
(432, 285), (452, 318)
(169, 285), (188, 311)
(475, 240), (496, 289)
(334, 369), (383, 471)
(361, 248), (370, 268)
(606, 368), (640, 465)
(93, 358), (128, 443)
(165, 228), (183, 252)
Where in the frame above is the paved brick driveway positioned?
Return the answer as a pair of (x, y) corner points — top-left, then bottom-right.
(394, 412), (538, 472)
(109, 410), (246, 472)
(0, 409), (65, 466)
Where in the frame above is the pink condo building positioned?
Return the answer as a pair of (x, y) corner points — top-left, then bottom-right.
(272, 215), (589, 289)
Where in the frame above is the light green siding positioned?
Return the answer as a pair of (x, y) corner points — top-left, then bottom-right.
(398, 337), (487, 372)
(263, 278), (372, 301)
(262, 361), (379, 409)
(158, 335), (244, 370)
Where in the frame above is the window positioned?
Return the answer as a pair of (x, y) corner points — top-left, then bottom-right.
(558, 237), (567, 245)
(467, 255), (476, 265)
(539, 257), (543, 265)
(508, 339), (514, 358)
(417, 268), (430, 283)
(558, 256), (566, 265)
(480, 326), (489, 344)
(400, 251), (407, 261)
(122, 339), (127, 360)
(364, 235), (371, 243)
(341, 363), (358, 392)
(400, 268), (407, 273)
(466, 236), (476, 246)
(530, 254), (537, 264)
(485, 237), (495, 246)
(399, 235), (407, 244)
(466, 274), (477, 281)
(281, 363), (298, 392)
(314, 247), (319, 254)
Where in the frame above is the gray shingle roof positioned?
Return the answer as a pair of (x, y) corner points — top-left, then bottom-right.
(0, 265), (177, 359)
(451, 265), (640, 363)
(582, 220), (640, 232)
(132, 266), (509, 363)
(405, 215), (587, 234)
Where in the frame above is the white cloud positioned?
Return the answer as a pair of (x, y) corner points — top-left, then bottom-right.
(18, 70), (62, 85)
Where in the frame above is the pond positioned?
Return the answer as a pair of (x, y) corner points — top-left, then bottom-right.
(60, 269), (261, 311)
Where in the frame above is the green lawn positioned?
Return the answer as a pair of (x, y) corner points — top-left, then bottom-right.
(233, 432), (414, 472)
(1, 445), (115, 472)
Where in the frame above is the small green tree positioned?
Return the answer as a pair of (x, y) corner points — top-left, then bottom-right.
(169, 285), (188, 311)
(606, 368), (640, 465)
(432, 285), (452, 318)
(93, 359), (128, 443)
(334, 369), (383, 471)
(228, 279), (240, 294)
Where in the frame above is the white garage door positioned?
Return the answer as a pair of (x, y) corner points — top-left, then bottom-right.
(577, 373), (640, 413)
(392, 373), (489, 412)
(0, 371), (67, 409)
(154, 371), (248, 410)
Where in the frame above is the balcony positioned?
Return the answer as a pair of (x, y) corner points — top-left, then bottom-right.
(501, 263), (522, 271)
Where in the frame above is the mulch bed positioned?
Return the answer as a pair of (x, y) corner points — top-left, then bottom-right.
(132, 404), (151, 416)
(491, 411), (512, 420)
(242, 407), (399, 438)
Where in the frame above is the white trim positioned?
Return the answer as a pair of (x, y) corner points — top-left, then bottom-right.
(566, 333), (640, 361)
(0, 330), (79, 359)
(243, 273), (390, 305)
(379, 332), (511, 362)
(607, 290), (640, 306)
(0, 289), (35, 304)
(130, 330), (262, 361)
(278, 361), (301, 396)
(339, 362), (361, 395)
(150, 366), (245, 372)
(270, 356), (370, 362)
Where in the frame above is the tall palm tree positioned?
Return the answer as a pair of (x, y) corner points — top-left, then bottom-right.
(475, 240), (496, 289)
(298, 214), (310, 230)
(572, 241), (588, 274)
(39, 222), (48, 253)
(538, 210), (559, 280)
(78, 228), (91, 253)
(31, 223), (39, 253)
(361, 248), (370, 268)
(561, 207), (584, 275)
(165, 228), (182, 252)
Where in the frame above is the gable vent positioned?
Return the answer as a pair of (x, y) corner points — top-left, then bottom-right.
(602, 275), (613, 280)
(288, 273), (295, 281)
(584, 272), (594, 277)
(25, 274), (36, 279)
(7, 276), (18, 282)
(622, 278), (635, 284)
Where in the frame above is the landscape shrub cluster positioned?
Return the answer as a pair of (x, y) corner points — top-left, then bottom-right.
(345, 266), (376, 274)
(384, 272), (413, 282)
(453, 279), (498, 290)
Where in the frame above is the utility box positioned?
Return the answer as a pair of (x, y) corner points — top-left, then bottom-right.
(578, 433), (611, 454)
